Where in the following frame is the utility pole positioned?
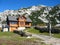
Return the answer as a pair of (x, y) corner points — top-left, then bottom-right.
(49, 19), (51, 38)
(48, 15), (52, 38)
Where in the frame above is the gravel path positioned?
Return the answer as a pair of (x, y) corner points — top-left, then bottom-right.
(25, 30), (60, 45)
(32, 34), (60, 45)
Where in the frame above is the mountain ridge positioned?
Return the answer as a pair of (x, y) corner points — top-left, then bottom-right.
(0, 4), (60, 25)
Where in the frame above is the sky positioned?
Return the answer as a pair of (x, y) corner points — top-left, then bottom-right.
(0, 0), (60, 12)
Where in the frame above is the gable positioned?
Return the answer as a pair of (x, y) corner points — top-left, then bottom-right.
(7, 16), (32, 22)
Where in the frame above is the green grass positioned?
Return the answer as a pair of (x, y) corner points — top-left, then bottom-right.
(27, 28), (40, 34)
(52, 33), (60, 38)
(0, 32), (14, 36)
(25, 28), (60, 38)
(25, 28), (49, 35)
(0, 32), (26, 41)
(0, 32), (48, 45)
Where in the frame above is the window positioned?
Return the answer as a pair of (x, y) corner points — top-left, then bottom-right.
(10, 21), (17, 24)
(20, 21), (24, 25)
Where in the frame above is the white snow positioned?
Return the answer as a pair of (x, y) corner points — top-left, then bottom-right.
(55, 24), (60, 27)
(38, 17), (48, 23)
(55, 18), (60, 23)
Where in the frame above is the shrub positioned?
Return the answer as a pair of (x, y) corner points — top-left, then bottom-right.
(34, 26), (60, 33)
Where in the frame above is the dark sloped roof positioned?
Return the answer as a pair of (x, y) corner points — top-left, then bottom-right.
(26, 17), (32, 22)
(8, 16), (17, 21)
(7, 16), (32, 22)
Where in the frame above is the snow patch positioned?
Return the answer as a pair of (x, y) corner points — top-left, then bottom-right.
(38, 17), (48, 23)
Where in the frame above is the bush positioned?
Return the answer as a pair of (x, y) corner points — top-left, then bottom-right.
(51, 28), (60, 33)
(13, 30), (26, 36)
(34, 26), (60, 33)
(13, 30), (32, 37)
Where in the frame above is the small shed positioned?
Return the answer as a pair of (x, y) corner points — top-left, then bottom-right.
(2, 24), (9, 32)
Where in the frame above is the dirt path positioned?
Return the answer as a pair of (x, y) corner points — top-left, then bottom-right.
(25, 30), (60, 45)
(32, 34), (60, 45)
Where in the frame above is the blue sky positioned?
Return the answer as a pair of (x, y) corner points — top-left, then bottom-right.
(0, 0), (60, 12)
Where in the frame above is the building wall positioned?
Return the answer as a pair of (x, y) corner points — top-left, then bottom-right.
(9, 24), (18, 27)
(9, 27), (17, 32)
(25, 23), (31, 27)
(9, 17), (32, 32)
(9, 22), (32, 32)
